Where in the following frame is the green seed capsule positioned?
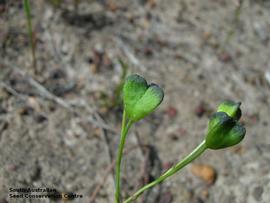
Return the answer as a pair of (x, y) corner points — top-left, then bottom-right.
(205, 112), (246, 149)
(123, 74), (164, 122)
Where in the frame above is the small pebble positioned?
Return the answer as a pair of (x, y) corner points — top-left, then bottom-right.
(230, 145), (246, 154)
(144, 47), (153, 57)
(169, 133), (179, 141)
(194, 102), (207, 118)
(218, 52), (232, 63)
(49, 68), (66, 80)
(253, 186), (263, 201)
(34, 114), (48, 123)
(265, 70), (270, 86)
(200, 188), (209, 199)
(162, 161), (174, 171)
(165, 106), (178, 118)
(158, 190), (173, 203)
(191, 164), (217, 185)
(27, 97), (41, 112)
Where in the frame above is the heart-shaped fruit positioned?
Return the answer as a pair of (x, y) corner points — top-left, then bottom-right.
(205, 112), (246, 149)
(123, 74), (164, 122)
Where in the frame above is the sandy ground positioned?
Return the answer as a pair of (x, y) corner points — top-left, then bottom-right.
(0, 0), (270, 203)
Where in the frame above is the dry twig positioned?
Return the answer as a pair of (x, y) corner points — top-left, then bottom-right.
(115, 37), (146, 71)
(1, 61), (115, 133)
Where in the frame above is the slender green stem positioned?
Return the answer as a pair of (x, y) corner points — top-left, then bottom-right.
(74, 0), (80, 13)
(115, 110), (133, 203)
(124, 140), (208, 203)
(23, 0), (37, 74)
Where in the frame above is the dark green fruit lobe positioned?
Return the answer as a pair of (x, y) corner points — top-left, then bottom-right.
(205, 111), (246, 150)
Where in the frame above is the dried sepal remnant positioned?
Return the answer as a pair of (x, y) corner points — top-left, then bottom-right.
(217, 100), (242, 121)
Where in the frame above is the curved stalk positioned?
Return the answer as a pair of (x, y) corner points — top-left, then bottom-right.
(115, 110), (133, 203)
(124, 140), (208, 203)
(23, 0), (37, 74)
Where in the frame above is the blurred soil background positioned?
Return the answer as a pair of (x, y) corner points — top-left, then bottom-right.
(0, 0), (270, 202)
